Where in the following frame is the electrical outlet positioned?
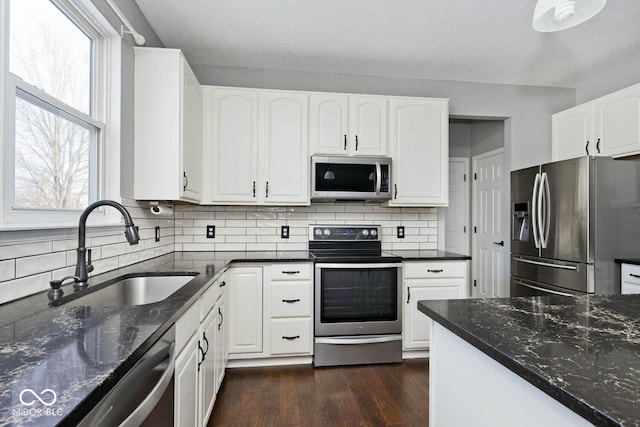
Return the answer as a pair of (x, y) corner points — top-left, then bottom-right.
(281, 225), (290, 239)
(155, 226), (160, 242)
(397, 226), (405, 239)
(206, 225), (215, 238)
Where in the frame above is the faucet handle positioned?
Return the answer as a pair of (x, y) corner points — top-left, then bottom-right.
(86, 248), (94, 273)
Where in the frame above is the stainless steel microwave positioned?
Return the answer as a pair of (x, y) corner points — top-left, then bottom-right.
(311, 156), (392, 201)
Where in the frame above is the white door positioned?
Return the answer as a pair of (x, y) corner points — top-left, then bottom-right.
(309, 94), (349, 155)
(551, 102), (595, 161)
(228, 267), (263, 354)
(208, 87), (259, 203)
(472, 149), (505, 298)
(595, 84), (640, 157)
(444, 158), (470, 255)
(181, 63), (202, 201)
(259, 91), (309, 204)
(349, 95), (387, 156)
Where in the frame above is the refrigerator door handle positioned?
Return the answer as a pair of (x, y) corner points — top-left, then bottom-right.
(541, 172), (551, 248)
(531, 173), (541, 248)
(513, 256), (579, 270)
(513, 279), (576, 297)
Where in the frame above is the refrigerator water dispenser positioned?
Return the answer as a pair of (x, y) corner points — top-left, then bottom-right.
(513, 202), (529, 241)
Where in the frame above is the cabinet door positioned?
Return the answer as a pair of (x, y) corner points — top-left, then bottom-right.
(388, 98), (449, 206)
(175, 334), (200, 427)
(309, 94), (349, 155)
(552, 103), (595, 161)
(228, 267), (263, 354)
(595, 83), (640, 157)
(403, 284), (463, 350)
(259, 91), (309, 204)
(349, 95), (387, 156)
(181, 62), (202, 201)
(200, 308), (218, 426)
(209, 88), (259, 203)
(215, 296), (227, 392)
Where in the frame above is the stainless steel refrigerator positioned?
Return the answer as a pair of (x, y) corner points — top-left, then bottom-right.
(510, 156), (640, 296)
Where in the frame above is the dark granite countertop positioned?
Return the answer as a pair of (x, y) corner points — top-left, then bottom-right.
(384, 249), (471, 261)
(418, 295), (640, 427)
(0, 250), (312, 427)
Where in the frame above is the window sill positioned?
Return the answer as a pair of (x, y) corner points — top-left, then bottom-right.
(0, 222), (126, 246)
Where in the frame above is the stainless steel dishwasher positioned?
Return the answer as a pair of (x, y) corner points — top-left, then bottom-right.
(79, 325), (176, 426)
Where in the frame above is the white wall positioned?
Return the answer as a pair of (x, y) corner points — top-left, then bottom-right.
(576, 60), (640, 104)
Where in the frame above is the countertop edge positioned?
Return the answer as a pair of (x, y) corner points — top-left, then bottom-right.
(417, 300), (620, 427)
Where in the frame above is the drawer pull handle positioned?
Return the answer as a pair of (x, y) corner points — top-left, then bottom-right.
(282, 335), (300, 341)
(630, 273), (640, 279)
(282, 299), (300, 303)
(427, 269), (444, 273)
(282, 270), (300, 275)
(220, 281), (226, 287)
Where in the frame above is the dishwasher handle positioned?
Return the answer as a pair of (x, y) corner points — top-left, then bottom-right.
(120, 342), (175, 426)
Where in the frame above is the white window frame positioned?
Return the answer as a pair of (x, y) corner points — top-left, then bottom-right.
(0, 0), (122, 231)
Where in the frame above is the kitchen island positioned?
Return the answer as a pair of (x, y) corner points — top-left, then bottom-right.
(419, 295), (640, 426)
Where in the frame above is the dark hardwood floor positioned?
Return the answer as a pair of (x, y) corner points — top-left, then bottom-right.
(207, 359), (429, 427)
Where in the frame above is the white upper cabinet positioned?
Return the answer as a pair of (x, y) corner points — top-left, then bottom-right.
(259, 91), (309, 204)
(552, 103), (596, 161)
(594, 84), (640, 157)
(552, 82), (640, 160)
(310, 94), (387, 156)
(205, 87), (259, 203)
(134, 47), (202, 202)
(202, 87), (309, 205)
(387, 97), (449, 206)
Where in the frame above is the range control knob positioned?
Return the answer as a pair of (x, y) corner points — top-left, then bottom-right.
(315, 228), (322, 236)
(323, 229), (331, 236)
(361, 229), (369, 237)
(370, 229), (378, 237)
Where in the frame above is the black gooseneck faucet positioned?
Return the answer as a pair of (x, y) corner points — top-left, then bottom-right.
(74, 200), (140, 288)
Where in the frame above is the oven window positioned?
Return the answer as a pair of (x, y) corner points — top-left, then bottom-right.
(320, 267), (398, 322)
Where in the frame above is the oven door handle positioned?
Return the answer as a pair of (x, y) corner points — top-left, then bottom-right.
(315, 263), (402, 269)
(315, 335), (402, 345)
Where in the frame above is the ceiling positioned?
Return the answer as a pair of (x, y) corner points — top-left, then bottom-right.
(133, 0), (640, 89)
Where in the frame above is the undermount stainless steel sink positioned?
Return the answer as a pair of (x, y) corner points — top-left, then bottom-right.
(61, 274), (197, 307)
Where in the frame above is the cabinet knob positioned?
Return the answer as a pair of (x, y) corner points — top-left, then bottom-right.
(252, 181), (256, 198)
(265, 181), (269, 198)
(282, 335), (300, 341)
(355, 135), (359, 151)
(344, 134), (347, 150)
(282, 298), (300, 303)
(406, 286), (410, 303)
(183, 172), (188, 191)
(427, 269), (444, 273)
(218, 307), (224, 330)
(596, 138), (601, 154)
(585, 140), (590, 156)
(394, 184), (398, 199)
(282, 270), (300, 275)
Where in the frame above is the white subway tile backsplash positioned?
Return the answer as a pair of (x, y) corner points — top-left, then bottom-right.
(16, 252), (67, 278)
(0, 200), (440, 304)
(0, 260), (15, 281)
(0, 241), (53, 261)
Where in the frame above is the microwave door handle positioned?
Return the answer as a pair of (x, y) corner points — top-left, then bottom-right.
(375, 162), (382, 195)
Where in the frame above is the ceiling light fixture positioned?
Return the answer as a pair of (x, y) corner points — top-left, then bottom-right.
(532, 0), (607, 32)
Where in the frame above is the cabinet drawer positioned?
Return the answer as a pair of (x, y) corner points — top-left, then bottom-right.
(270, 263), (312, 281)
(270, 318), (312, 355)
(404, 261), (466, 279)
(270, 282), (311, 317)
(176, 300), (201, 353)
(200, 279), (222, 321)
(622, 264), (640, 286)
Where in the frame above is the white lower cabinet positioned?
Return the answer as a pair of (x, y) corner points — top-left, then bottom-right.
(174, 274), (228, 426)
(402, 261), (468, 351)
(621, 263), (640, 294)
(228, 263), (313, 363)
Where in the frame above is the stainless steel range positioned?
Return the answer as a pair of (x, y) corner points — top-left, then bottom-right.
(309, 225), (402, 367)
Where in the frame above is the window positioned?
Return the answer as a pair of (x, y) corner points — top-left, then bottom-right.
(1, 0), (120, 227)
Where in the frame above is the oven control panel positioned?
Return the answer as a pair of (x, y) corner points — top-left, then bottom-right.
(309, 225), (381, 241)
